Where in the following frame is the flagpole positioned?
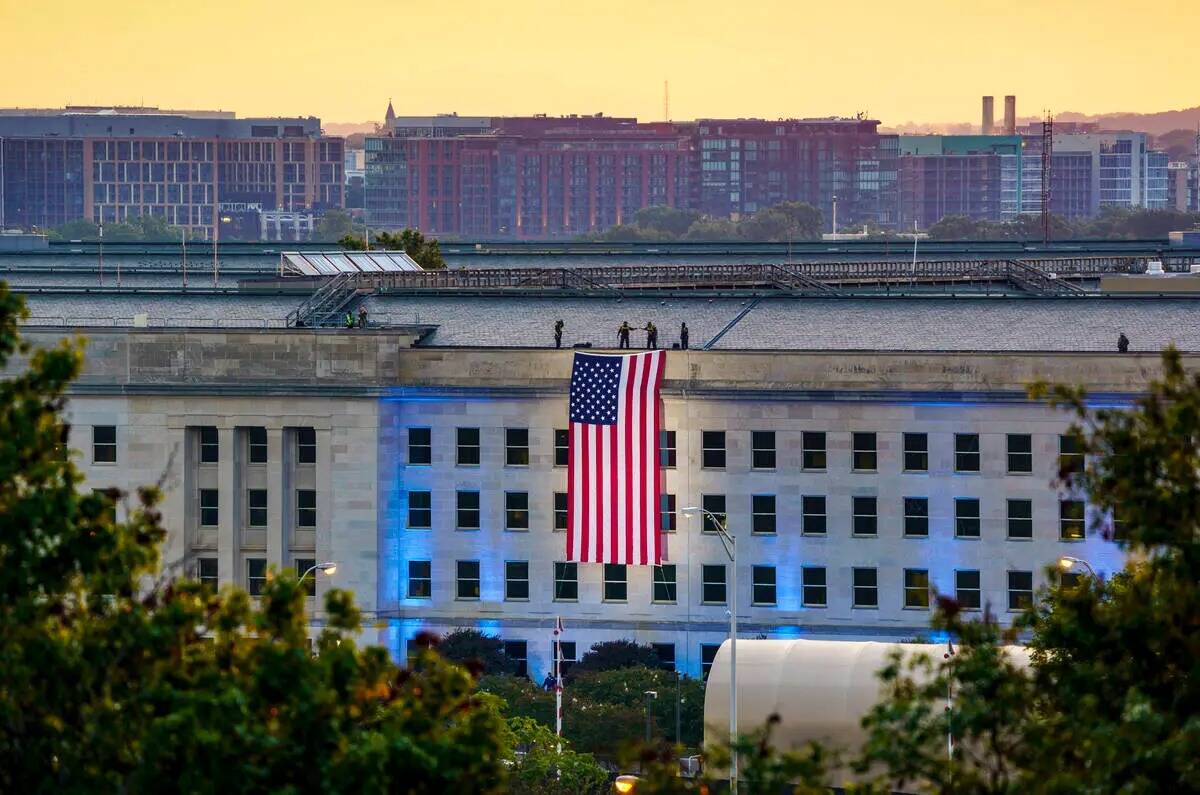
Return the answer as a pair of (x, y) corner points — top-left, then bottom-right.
(554, 616), (563, 755)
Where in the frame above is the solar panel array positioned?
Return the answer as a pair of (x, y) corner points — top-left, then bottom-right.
(281, 251), (422, 276)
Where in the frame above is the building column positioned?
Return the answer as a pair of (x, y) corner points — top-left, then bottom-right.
(266, 427), (285, 568)
(217, 427), (237, 588)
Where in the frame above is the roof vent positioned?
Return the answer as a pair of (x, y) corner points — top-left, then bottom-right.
(1146, 260), (1165, 276)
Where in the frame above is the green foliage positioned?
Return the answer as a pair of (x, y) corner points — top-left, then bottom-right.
(479, 674), (556, 725)
(313, 209), (356, 242)
(504, 717), (609, 795)
(588, 202), (824, 242)
(46, 215), (195, 242)
(340, 227), (447, 269)
(631, 206), (703, 238)
(439, 628), (520, 676)
(928, 208), (1200, 241)
(0, 282), (509, 793)
(570, 639), (663, 678)
(738, 201), (824, 241)
(567, 667), (704, 749)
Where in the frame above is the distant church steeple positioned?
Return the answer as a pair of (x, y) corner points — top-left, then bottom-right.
(384, 98), (396, 127)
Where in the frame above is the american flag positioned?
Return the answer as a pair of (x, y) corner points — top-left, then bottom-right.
(567, 350), (666, 565)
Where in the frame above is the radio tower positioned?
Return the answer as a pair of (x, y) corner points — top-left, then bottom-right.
(1041, 111), (1053, 243)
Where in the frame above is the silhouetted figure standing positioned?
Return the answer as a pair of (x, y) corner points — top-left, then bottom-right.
(554, 319), (564, 349)
(618, 321), (631, 349)
(358, 306), (368, 328)
(645, 321), (658, 349)
(680, 322), (689, 350)
(1117, 332), (1130, 353)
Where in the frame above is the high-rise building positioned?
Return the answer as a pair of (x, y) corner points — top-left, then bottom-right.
(0, 107), (343, 238)
(898, 136), (1023, 226)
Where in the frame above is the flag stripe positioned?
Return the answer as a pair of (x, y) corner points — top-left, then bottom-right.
(566, 350), (666, 566)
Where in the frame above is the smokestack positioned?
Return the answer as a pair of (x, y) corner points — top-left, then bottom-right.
(982, 96), (995, 135)
(1004, 95), (1016, 135)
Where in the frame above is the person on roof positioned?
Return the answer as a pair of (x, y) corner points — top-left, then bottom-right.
(344, 311), (354, 329)
(645, 321), (658, 350)
(554, 319), (564, 348)
(618, 322), (631, 349)
(1117, 332), (1130, 353)
(358, 306), (368, 328)
(680, 322), (689, 350)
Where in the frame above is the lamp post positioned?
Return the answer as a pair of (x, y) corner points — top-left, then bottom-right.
(681, 505), (737, 795)
(299, 561), (337, 591)
(644, 690), (658, 744)
(1057, 555), (1097, 578)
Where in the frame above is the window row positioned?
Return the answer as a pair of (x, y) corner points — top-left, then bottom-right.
(193, 557), (320, 596)
(405, 560), (1043, 611)
(406, 489), (1096, 541)
(197, 488), (318, 528)
(88, 426), (320, 466)
(405, 427), (1084, 475)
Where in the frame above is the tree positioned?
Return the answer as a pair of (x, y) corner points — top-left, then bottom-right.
(314, 209), (356, 242)
(439, 628), (520, 676)
(503, 717), (610, 795)
(631, 206), (702, 239)
(683, 217), (740, 241)
(926, 214), (985, 240)
(567, 667), (705, 750)
(570, 640), (663, 679)
(0, 281), (510, 793)
(340, 227), (447, 270)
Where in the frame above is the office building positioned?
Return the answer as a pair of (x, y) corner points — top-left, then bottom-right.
(897, 135), (1023, 225)
(0, 107), (344, 238)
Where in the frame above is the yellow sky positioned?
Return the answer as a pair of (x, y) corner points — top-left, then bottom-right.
(1, 0), (1196, 125)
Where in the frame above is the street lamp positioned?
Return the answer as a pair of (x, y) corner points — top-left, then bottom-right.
(643, 690), (658, 744)
(299, 561), (337, 585)
(1058, 556), (1097, 578)
(681, 505), (738, 795)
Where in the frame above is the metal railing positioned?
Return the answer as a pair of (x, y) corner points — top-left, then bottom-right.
(285, 272), (359, 327)
(22, 315), (289, 329)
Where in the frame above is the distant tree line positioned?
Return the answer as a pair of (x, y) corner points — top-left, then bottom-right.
(927, 207), (1200, 241)
(42, 215), (201, 242)
(584, 202), (825, 243)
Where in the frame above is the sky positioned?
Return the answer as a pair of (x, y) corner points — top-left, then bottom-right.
(1, 0), (1197, 126)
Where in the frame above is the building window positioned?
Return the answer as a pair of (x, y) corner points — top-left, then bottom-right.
(247, 488), (267, 528)
(1060, 500), (1085, 540)
(505, 428), (529, 466)
(505, 491), (529, 530)
(407, 560), (432, 598)
(456, 427), (480, 466)
(603, 564), (628, 602)
(701, 644), (720, 681)
(92, 425), (117, 464)
(751, 431), (776, 469)
(553, 492), (568, 530)
(955, 433), (980, 473)
(652, 643), (676, 671)
(1059, 434), (1083, 476)
(296, 489), (316, 528)
(1008, 499), (1033, 539)
(295, 558), (316, 596)
(956, 570), (981, 610)
(701, 494), (727, 533)
(801, 566), (827, 607)
(904, 569), (930, 608)
(456, 560), (480, 599)
(554, 429), (569, 466)
(199, 488), (218, 527)
(955, 498), (980, 538)
(246, 558), (267, 596)
(504, 641), (528, 678)
(802, 495), (826, 535)
(247, 427), (267, 464)
(904, 497), (929, 537)
(903, 432), (927, 472)
(752, 566), (777, 606)
(456, 490), (480, 530)
(659, 430), (677, 467)
(701, 564), (727, 604)
(296, 427), (316, 465)
(197, 557), (218, 589)
(408, 491), (432, 529)
(802, 431), (826, 470)
(852, 496), (878, 536)
(553, 640), (577, 675)
(660, 493), (677, 532)
(408, 427), (432, 465)
(199, 426), (219, 464)
(1007, 433), (1032, 474)
(554, 562), (578, 601)
(751, 495), (776, 534)
(1008, 570), (1033, 610)
(852, 432), (877, 471)
(852, 567), (878, 608)
(653, 564), (677, 603)
(701, 431), (726, 468)
(505, 561), (530, 600)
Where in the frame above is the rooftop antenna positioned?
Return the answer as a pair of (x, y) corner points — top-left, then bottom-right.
(181, 227), (188, 289)
(663, 80), (670, 122)
(212, 211), (219, 287)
